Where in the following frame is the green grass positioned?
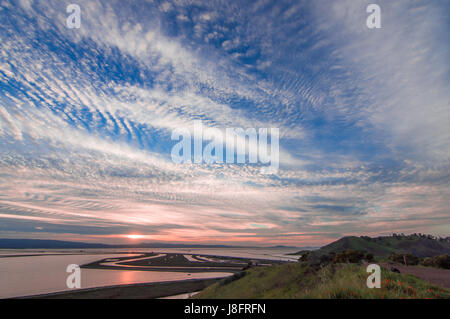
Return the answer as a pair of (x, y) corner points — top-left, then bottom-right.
(194, 263), (450, 299)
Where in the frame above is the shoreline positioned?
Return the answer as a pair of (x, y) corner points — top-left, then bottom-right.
(15, 277), (224, 299)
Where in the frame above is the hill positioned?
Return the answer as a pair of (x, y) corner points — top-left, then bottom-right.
(194, 262), (450, 299)
(0, 238), (250, 249)
(293, 234), (450, 260)
(0, 239), (110, 249)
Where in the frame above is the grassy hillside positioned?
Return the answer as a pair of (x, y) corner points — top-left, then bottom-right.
(194, 262), (450, 299)
(294, 234), (450, 260)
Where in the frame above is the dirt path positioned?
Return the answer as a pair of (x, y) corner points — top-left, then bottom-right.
(382, 263), (450, 289)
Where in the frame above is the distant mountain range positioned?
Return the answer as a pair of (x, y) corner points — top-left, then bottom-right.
(293, 234), (450, 258)
(0, 238), (301, 249)
(3, 235), (448, 256)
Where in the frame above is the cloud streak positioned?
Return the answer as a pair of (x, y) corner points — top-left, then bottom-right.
(0, 0), (448, 246)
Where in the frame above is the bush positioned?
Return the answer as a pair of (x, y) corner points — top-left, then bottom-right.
(389, 253), (420, 266)
(365, 253), (374, 262)
(422, 257), (434, 267)
(333, 250), (365, 263)
(423, 255), (450, 269)
(299, 251), (311, 262)
(434, 255), (450, 269)
(318, 252), (335, 264)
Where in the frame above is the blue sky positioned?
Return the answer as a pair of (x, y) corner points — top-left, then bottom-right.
(0, 0), (449, 246)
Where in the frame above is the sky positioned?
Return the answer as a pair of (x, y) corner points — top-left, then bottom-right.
(0, 0), (449, 247)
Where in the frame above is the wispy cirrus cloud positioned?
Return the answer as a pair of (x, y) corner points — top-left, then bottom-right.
(0, 0), (448, 246)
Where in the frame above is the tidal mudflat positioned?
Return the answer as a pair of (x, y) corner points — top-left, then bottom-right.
(0, 249), (291, 298)
(82, 252), (283, 273)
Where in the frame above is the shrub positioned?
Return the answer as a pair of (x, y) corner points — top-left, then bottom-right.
(320, 252), (335, 265)
(299, 251), (311, 262)
(365, 253), (374, 262)
(389, 253), (420, 265)
(421, 257), (434, 267)
(432, 255), (450, 269)
(333, 250), (365, 263)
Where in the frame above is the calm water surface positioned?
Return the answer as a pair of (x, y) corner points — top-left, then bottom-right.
(0, 248), (298, 298)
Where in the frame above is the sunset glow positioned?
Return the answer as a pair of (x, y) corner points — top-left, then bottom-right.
(125, 235), (146, 240)
(0, 0), (448, 247)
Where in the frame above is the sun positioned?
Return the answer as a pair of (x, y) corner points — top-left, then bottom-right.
(125, 234), (145, 240)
